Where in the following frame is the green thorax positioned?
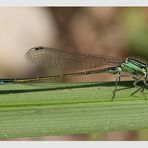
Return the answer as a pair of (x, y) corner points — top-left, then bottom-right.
(120, 58), (147, 75)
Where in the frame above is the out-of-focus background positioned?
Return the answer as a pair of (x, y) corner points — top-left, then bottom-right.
(0, 7), (148, 141)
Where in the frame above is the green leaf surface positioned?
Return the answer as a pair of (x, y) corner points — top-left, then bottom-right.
(0, 81), (147, 138)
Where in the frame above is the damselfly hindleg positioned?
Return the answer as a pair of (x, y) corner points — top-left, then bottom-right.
(131, 75), (147, 100)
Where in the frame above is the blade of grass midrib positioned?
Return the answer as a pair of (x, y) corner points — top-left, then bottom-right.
(0, 81), (147, 138)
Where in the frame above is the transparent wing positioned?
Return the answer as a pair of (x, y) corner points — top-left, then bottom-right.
(26, 46), (123, 74)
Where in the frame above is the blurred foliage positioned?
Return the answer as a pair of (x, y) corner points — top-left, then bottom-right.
(50, 7), (122, 56)
(50, 7), (148, 60)
(121, 8), (148, 58)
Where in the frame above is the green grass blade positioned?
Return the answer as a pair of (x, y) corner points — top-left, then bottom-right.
(0, 81), (147, 138)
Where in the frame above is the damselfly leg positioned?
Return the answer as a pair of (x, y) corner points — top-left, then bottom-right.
(131, 75), (147, 99)
(143, 64), (148, 87)
(112, 73), (147, 100)
(112, 72), (120, 101)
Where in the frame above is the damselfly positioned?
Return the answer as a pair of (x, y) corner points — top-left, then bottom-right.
(0, 46), (147, 101)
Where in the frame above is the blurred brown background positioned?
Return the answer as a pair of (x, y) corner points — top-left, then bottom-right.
(0, 7), (148, 141)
